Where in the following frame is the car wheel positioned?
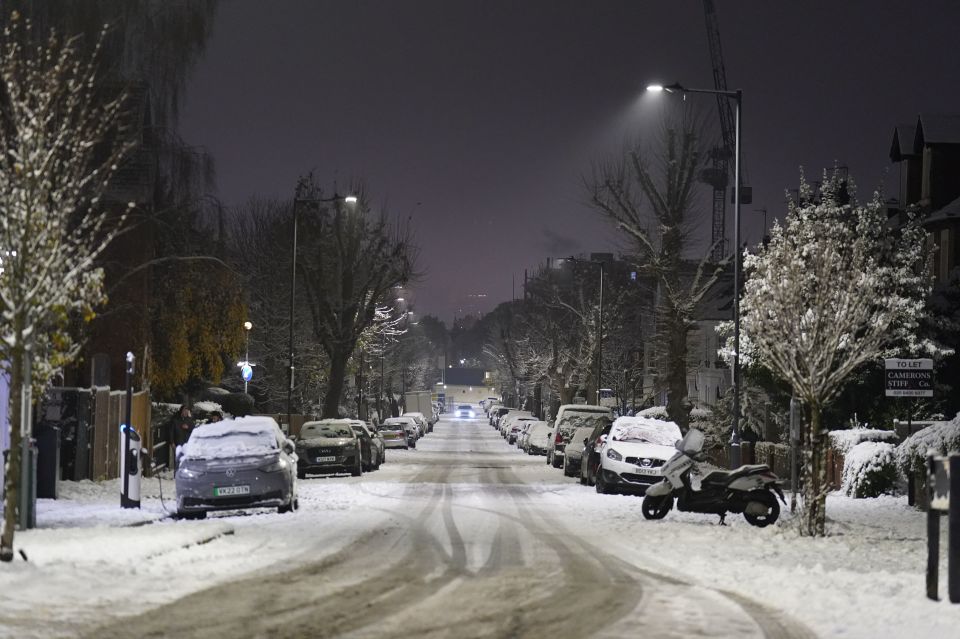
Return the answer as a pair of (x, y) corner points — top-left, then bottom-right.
(596, 472), (611, 494)
(179, 510), (206, 520)
(278, 499), (294, 514)
(579, 470), (588, 485)
(351, 458), (362, 477)
(297, 468), (306, 480)
(552, 454), (563, 469)
(373, 452), (381, 470)
(563, 457), (575, 477)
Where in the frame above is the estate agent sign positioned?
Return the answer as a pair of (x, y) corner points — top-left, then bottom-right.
(884, 358), (934, 397)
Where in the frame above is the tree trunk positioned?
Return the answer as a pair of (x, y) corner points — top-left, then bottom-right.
(322, 351), (351, 419)
(800, 402), (828, 537)
(1, 345), (24, 562)
(664, 309), (690, 433)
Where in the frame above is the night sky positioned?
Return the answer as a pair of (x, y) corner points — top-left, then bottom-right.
(179, 0), (960, 322)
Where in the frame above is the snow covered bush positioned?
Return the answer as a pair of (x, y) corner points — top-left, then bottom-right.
(896, 416), (960, 481)
(841, 442), (898, 498)
(829, 428), (899, 454)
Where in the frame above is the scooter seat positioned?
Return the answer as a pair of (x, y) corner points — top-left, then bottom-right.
(701, 464), (771, 485)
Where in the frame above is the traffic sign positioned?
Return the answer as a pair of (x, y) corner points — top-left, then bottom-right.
(241, 364), (253, 382)
(884, 358), (933, 397)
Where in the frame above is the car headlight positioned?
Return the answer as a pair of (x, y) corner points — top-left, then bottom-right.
(606, 448), (623, 462)
(260, 458), (288, 472)
(177, 465), (205, 479)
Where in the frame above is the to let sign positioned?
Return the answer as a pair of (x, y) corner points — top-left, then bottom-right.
(885, 358), (934, 397)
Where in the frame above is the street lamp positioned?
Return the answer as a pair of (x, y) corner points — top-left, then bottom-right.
(646, 81), (743, 468)
(567, 256), (605, 406)
(288, 186), (356, 427)
(243, 321), (253, 394)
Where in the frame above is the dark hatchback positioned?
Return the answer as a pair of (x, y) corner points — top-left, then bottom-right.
(296, 419), (363, 478)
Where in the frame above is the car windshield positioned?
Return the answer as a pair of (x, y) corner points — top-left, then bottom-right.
(458, 405), (471, 410)
(301, 424), (353, 438)
(381, 424), (403, 432)
(183, 425), (277, 460)
(350, 425), (367, 435)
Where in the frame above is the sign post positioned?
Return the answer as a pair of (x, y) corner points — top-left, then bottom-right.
(926, 453), (960, 602)
(886, 359), (933, 506)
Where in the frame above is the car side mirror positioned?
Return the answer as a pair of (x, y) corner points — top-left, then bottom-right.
(583, 437), (589, 446)
(175, 445), (184, 462)
(282, 439), (295, 455)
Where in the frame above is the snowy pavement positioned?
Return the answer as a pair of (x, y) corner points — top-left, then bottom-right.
(0, 416), (958, 638)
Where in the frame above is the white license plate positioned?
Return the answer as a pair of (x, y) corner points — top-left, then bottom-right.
(214, 485), (250, 496)
(316, 456), (337, 462)
(636, 467), (660, 476)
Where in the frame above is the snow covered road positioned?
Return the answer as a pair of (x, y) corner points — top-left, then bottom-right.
(82, 415), (808, 638)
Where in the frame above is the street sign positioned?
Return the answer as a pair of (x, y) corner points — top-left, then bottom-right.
(241, 364), (253, 383)
(884, 358), (933, 397)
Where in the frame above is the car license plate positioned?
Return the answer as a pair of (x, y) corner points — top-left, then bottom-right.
(317, 456), (336, 462)
(636, 466), (660, 476)
(214, 485), (250, 496)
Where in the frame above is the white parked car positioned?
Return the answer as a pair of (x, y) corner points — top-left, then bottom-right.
(595, 416), (682, 495)
(507, 416), (537, 445)
(499, 410), (532, 438)
(523, 421), (552, 455)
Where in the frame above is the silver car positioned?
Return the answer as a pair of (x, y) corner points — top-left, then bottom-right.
(379, 421), (411, 449)
(175, 416), (298, 519)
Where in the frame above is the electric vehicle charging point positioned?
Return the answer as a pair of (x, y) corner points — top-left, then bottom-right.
(120, 424), (141, 509)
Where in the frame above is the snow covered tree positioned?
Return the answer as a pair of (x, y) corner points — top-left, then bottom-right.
(736, 169), (930, 536)
(588, 114), (725, 431)
(0, 16), (133, 561)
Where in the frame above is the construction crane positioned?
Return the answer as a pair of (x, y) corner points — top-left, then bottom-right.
(701, 0), (750, 262)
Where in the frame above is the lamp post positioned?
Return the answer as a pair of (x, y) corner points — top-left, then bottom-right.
(288, 186), (357, 428)
(567, 256), (604, 406)
(243, 321), (252, 394)
(647, 81), (743, 468)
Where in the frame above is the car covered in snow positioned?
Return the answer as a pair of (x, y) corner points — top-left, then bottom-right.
(523, 421), (552, 455)
(547, 405), (614, 469)
(402, 412), (429, 436)
(506, 415), (537, 445)
(595, 416), (682, 495)
(175, 416), (298, 519)
(296, 419), (364, 478)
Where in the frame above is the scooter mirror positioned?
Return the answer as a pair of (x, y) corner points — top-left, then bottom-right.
(675, 439), (683, 451)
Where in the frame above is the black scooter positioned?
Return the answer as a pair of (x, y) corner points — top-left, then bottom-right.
(641, 429), (785, 527)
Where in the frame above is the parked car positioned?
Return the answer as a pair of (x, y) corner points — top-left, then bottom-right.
(498, 410), (531, 437)
(379, 421), (410, 449)
(296, 419), (364, 478)
(402, 412), (429, 436)
(546, 404), (614, 469)
(349, 420), (384, 471)
(561, 426), (596, 478)
(489, 406), (511, 427)
(507, 416), (537, 445)
(516, 420), (539, 450)
(595, 416), (682, 495)
(524, 421), (552, 455)
(455, 404), (476, 418)
(384, 416), (419, 447)
(175, 416), (298, 519)
(580, 419), (614, 486)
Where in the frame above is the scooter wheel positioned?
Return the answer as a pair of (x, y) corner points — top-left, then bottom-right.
(641, 494), (673, 520)
(742, 490), (780, 527)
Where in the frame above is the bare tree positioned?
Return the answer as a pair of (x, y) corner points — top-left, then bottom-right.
(295, 176), (417, 418)
(0, 17), (133, 561)
(588, 114), (724, 431)
(735, 169), (930, 536)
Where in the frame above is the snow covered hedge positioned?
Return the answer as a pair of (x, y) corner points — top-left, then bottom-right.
(638, 406), (711, 425)
(896, 416), (960, 480)
(828, 428), (899, 454)
(842, 442), (898, 498)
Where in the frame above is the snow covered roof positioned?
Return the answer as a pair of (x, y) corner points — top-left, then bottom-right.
(914, 114), (960, 151)
(923, 194), (960, 228)
(889, 123), (917, 162)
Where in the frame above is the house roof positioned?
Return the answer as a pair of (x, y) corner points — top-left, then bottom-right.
(914, 114), (960, 152)
(889, 124), (917, 162)
(924, 193), (960, 228)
